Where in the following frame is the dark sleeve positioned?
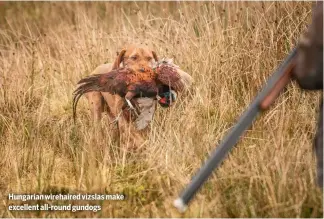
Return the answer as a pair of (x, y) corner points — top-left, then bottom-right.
(293, 67), (323, 90)
(293, 2), (323, 91)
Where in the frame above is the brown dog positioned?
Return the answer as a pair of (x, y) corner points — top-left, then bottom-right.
(85, 44), (159, 149)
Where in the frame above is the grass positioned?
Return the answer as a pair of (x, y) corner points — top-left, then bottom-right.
(0, 1), (322, 217)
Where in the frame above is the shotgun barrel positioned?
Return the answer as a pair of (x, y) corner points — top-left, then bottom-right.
(173, 47), (297, 212)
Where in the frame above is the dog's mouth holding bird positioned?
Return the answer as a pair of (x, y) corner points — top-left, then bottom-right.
(72, 59), (185, 122)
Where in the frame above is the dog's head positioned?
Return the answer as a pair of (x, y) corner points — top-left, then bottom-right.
(112, 45), (159, 72)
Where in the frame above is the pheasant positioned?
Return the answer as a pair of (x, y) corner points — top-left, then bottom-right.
(72, 59), (187, 121)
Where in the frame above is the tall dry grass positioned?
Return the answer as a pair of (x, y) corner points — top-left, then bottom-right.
(0, 1), (322, 217)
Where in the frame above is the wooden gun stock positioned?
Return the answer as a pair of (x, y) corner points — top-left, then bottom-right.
(260, 59), (296, 110)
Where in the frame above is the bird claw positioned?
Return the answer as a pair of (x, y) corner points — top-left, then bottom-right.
(125, 99), (139, 116)
(126, 99), (135, 110)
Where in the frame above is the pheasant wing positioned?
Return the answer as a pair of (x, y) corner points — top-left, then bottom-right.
(156, 63), (185, 92)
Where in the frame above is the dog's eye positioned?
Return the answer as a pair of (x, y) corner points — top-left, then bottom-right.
(146, 57), (153, 61)
(131, 56), (138, 61)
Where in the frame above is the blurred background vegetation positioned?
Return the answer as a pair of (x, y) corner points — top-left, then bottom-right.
(0, 1), (322, 218)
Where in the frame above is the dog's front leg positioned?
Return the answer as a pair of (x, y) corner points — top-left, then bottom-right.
(110, 96), (145, 150)
(117, 116), (145, 151)
(85, 91), (104, 122)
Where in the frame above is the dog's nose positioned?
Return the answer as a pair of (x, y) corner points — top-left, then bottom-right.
(139, 67), (145, 72)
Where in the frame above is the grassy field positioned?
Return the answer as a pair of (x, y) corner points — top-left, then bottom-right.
(0, 1), (323, 217)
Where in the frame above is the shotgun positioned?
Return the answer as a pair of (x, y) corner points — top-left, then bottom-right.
(173, 47), (297, 212)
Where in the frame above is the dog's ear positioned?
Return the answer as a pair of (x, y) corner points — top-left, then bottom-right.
(112, 49), (126, 69)
(152, 51), (159, 62)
